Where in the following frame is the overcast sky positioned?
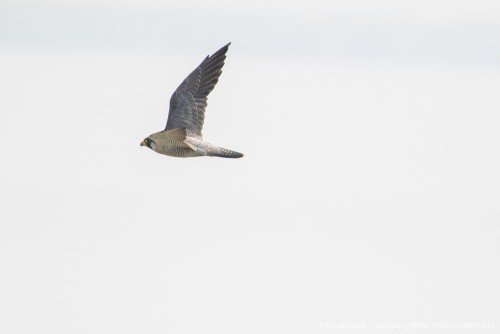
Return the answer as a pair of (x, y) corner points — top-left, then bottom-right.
(1, 1), (499, 333)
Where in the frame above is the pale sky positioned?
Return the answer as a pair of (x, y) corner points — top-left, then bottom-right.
(1, 1), (499, 333)
(3, 0), (500, 22)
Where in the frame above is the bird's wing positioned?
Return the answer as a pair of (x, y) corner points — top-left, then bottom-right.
(165, 43), (230, 136)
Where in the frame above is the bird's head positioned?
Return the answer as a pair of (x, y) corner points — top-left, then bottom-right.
(140, 137), (155, 150)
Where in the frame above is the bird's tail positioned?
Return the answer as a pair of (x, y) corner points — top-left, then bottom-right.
(207, 147), (244, 158)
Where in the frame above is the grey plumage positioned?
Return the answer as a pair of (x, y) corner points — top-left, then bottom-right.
(141, 43), (243, 159)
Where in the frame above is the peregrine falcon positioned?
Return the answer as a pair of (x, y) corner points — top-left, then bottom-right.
(140, 43), (243, 158)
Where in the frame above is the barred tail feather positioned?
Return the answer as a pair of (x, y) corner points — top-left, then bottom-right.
(208, 147), (244, 158)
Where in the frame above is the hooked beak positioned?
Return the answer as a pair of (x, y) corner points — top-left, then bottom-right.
(140, 140), (146, 147)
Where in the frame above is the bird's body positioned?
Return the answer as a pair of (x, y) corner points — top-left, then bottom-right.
(141, 43), (243, 158)
(145, 128), (243, 158)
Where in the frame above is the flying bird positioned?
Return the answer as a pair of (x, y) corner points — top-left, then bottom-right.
(140, 43), (243, 158)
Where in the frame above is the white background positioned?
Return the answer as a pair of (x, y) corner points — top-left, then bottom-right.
(1, 1), (499, 333)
